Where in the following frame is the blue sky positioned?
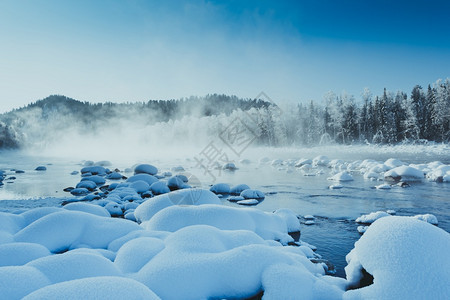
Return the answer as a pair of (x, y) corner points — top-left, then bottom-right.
(0, 0), (449, 112)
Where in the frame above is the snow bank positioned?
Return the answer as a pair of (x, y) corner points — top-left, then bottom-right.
(23, 276), (160, 300)
(344, 216), (450, 299)
(134, 188), (221, 222)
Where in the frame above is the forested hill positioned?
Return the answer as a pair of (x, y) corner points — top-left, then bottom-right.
(0, 94), (271, 148)
(4, 94), (270, 123)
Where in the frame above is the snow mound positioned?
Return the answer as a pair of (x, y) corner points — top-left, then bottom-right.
(384, 166), (424, 181)
(274, 208), (300, 232)
(355, 211), (391, 224)
(327, 171), (354, 182)
(134, 225), (329, 300)
(344, 216), (450, 299)
(14, 211), (141, 252)
(0, 242), (51, 267)
(142, 205), (294, 244)
(63, 202), (110, 217)
(114, 237), (165, 273)
(383, 158), (405, 169)
(313, 155), (330, 166)
(23, 276), (160, 300)
(27, 251), (120, 284)
(0, 266), (50, 299)
(134, 188), (221, 222)
(412, 213), (438, 225)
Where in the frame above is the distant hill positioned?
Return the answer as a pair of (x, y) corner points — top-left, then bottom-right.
(0, 94), (272, 148)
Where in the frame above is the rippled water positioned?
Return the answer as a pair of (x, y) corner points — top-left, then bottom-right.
(1, 147), (449, 278)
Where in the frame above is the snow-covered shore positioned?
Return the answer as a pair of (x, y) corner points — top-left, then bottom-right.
(1, 159), (450, 299)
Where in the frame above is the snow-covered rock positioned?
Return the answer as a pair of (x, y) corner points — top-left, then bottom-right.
(312, 155), (330, 167)
(210, 183), (231, 194)
(355, 211), (391, 224)
(75, 180), (97, 190)
(412, 213), (438, 225)
(150, 181), (170, 195)
(63, 203), (110, 217)
(14, 211), (141, 252)
(295, 158), (312, 167)
(222, 162), (238, 171)
(134, 164), (158, 176)
(375, 183), (391, 190)
(327, 171), (354, 182)
(329, 184), (343, 189)
(80, 166), (106, 176)
(357, 225), (368, 234)
(383, 158), (405, 169)
(142, 205), (294, 244)
(167, 176), (188, 190)
(230, 184), (250, 195)
(127, 174), (158, 186)
(106, 172), (123, 180)
(240, 189), (265, 199)
(134, 189), (221, 222)
(129, 180), (151, 193)
(344, 216), (450, 299)
(236, 199), (259, 206)
(80, 175), (105, 186)
(384, 166), (424, 182)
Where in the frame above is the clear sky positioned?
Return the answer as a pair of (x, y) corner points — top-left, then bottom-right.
(0, 0), (449, 112)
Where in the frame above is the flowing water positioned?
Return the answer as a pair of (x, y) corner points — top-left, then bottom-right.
(1, 146), (449, 278)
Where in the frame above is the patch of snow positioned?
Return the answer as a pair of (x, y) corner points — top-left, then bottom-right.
(355, 211), (391, 224)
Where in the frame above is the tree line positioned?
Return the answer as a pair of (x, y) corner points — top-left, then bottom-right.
(251, 78), (450, 146)
(0, 79), (449, 149)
